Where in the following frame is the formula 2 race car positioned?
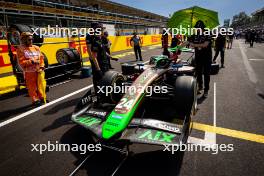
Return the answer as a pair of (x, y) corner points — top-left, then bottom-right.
(70, 49), (197, 175)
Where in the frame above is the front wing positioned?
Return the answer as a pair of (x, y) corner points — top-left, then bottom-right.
(72, 115), (184, 146)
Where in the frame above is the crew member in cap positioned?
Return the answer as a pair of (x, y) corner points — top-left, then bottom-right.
(86, 23), (111, 97)
(17, 32), (46, 106)
(186, 20), (213, 97)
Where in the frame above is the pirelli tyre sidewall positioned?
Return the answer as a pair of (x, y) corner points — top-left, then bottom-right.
(99, 71), (126, 103)
(173, 76), (197, 144)
(56, 48), (81, 64)
(173, 76), (197, 120)
(71, 48), (81, 61)
(28, 25), (44, 47)
(8, 24), (31, 47)
(7, 24), (44, 47)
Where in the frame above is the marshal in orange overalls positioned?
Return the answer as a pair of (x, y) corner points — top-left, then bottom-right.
(17, 43), (45, 103)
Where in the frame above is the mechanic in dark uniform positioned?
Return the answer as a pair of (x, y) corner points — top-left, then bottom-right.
(171, 35), (180, 48)
(161, 30), (170, 58)
(227, 33), (234, 49)
(187, 20), (212, 97)
(213, 33), (226, 68)
(130, 32), (143, 61)
(249, 29), (256, 48)
(102, 31), (114, 69)
(86, 23), (110, 95)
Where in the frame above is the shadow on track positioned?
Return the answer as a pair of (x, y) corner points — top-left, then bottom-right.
(0, 103), (32, 121)
(257, 93), (264, 100)
(197, 95), (207, 104)
(42, 113), (73, 132)
(44, 98), (80, 115)
(0, 89), (28, 101)
(117, 150), (184, 176)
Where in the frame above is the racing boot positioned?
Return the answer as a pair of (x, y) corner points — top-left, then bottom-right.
(197, 87), (203, 94)
(203, 90), (209, 98)
(32, 100), (42, 107)
(40, 98), (49, 104)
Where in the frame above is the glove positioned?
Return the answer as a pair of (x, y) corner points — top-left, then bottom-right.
(96, 69), (103, 79)
(38, 67), (45, 72)
(111, 57), (118, 61)
(31, 59), (40, 64)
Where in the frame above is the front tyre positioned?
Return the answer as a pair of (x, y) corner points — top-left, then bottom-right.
(173, 76), (197, 119)
(173, 76), (197, 144)
(98, 71), (126, 104)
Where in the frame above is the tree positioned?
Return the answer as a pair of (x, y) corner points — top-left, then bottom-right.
(230, 12), (251, 29)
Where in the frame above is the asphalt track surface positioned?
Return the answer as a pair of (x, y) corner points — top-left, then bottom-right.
(0, 40), (264, 176)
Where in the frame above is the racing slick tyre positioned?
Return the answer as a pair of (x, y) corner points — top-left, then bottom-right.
(68, 48), (82, 72)
(56, 48), (81, 64)
(99, 71), (126, 103)
(8, 24), (44, 47)
(71, 48), (81, 62)
(7, 24), (32, 47)
(56, 48), (74, 64)
(173, 76), (197, 120)
(121, 63), (135, 75)
(28, 25), (44, 47)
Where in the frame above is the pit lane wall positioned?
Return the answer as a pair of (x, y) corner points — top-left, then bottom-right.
(0, 34), (161, 93)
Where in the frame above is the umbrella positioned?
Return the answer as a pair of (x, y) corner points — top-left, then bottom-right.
(38, 71), (47, 104)
(168, 6), (219, 30)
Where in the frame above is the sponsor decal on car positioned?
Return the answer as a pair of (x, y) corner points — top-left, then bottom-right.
(143, 120), (181, 133)
(137, 129), (176, 143)
(81, 96), (92, 105)
(76, 117), (101, 127)
(111, 114), (123, 119)
(87, 110), (107, 117)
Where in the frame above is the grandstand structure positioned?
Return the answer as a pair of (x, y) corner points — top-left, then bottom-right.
(251, 7), (264, 28)
(0, 0), (168, 35)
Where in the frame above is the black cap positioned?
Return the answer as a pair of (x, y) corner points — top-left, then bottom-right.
(103, 31), (108, 36)
(91, 22), (103, 29)
(194, 20), (206, 29)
